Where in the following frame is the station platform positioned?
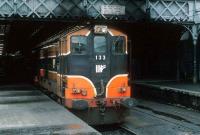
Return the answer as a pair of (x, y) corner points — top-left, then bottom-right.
(123, 99), (200, 135)
(134, 80), (200, 110)
(0, 84), (101, 135)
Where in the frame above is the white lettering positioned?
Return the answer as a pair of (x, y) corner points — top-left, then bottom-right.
(96, 65), (106, 73)
(103, 55), (106, 60)
(101, 5), (125, 15)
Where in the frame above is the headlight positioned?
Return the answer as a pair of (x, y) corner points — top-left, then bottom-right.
(94, 25), (108, 34)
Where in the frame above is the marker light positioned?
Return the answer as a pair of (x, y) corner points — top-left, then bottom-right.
(72, 88), (87, 96)
(118, 87), (126, 93)
(81, 89), (87, 96)
(72, 88), (81, 94)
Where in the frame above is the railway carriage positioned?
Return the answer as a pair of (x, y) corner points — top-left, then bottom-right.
(36, 25), (132, 125)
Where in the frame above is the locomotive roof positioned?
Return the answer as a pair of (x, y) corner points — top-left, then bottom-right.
(33, 25), (88, 50)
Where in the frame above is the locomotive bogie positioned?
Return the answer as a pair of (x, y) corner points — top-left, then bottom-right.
(71, 106), (126, 125)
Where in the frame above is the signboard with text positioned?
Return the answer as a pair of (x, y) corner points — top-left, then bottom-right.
(101, 5), (125, 15)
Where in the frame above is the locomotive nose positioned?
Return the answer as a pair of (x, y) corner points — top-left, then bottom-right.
(95, 79), (106, 97)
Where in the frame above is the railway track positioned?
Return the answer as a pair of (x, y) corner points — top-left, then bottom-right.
(120, 126), (137, 135)
(101, 127), (136, 135)
(94, 125), (136, 135)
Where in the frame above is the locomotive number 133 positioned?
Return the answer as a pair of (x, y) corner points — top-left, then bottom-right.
(95, 55), (106, 61)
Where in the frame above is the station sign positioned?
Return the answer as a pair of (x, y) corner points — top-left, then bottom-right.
(101, 5), (125, 15)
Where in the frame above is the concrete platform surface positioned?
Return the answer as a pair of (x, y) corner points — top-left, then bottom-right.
(123, 99), (200, 135)
(0, 84), (101, 135)
(135, 80), (200, 97)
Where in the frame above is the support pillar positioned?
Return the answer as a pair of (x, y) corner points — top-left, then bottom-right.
(192, 25), (198, 83)
(176, 43), (180, 82)
(192, 0), (199, 83)
(193, 38), (197, 83)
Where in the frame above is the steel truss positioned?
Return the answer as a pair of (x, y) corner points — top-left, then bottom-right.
(1, 0), (200, 82)
(0, 0), (196, 22)
(0, 0), (146, 20)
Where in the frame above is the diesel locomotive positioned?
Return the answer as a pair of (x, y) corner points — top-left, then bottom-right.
(35, 25), (132, 125)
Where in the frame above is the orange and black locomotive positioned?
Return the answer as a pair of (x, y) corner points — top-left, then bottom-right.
(36, 25), (132, 125)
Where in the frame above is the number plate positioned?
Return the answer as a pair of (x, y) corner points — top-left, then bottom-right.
(101, 5), (125, 15)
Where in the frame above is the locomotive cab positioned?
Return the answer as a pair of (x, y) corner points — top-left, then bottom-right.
(64, 25), (131, 124)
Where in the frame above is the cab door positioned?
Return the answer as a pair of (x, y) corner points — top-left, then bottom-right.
(91, 34), (111, 95)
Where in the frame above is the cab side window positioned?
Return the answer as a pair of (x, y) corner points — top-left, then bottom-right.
(71, 36), (87, 55)
(112, 36), (126, 54)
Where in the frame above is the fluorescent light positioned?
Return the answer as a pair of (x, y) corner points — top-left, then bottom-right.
(0, 33), (4, 36)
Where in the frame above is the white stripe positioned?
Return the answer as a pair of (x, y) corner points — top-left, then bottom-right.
(85, 31), (91, 36)
(41, 44), (57, 49)
(48, 70), (57, 74)
(40, 56), (56, 59)
(60, 51), (71, 56)
(108, 30), (114, 36)
(66, 75), (97, 97)
(106, 74), (128, 98)
(40, 51), (71, 59)
(48, 55), (56, 58)
(45, 73), (97, 97)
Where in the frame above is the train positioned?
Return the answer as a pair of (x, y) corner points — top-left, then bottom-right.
(34, 25), (132, 125)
